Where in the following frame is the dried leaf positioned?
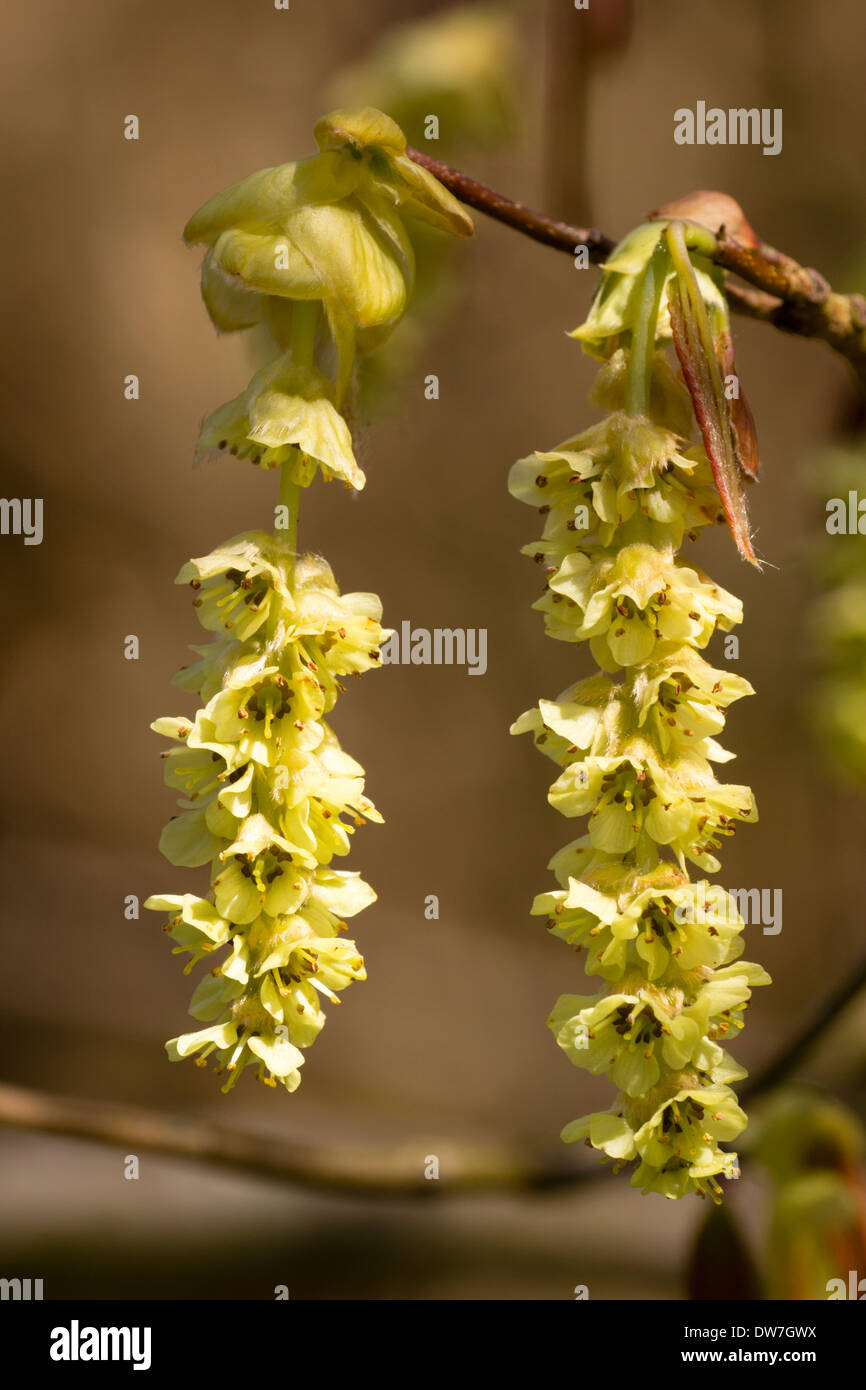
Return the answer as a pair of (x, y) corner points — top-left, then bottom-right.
(649, 191), (760, 247)
(717, 330), (760, 481)
(667, 265), (759, 566)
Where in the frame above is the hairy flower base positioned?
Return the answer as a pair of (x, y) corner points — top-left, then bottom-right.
(511, 346), (768, 1199)
(509, 354), (724, 555)
(147, 533), (388, 1091)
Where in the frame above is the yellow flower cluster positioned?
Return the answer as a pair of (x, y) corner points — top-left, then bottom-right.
(147, 540), (387, 1090)
(511, 342), (769, 1199)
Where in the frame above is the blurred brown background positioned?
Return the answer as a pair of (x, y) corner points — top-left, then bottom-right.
(2, 0), (866, 1300)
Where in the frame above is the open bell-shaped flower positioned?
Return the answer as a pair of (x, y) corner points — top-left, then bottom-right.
(543, 542), (742, 670)
(165, 1016), (306, 1094)
(195, 355), (364, 489)
(548, 988), (705, 1097)
(176, 531), (294, 640)
(534, 866), (747, 982)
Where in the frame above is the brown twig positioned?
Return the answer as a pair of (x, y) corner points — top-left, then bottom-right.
(408, 147), (866, 387)
(408, 146), (615, 262)
(0, 1080), (587, 1196)
(2, 941), (864, 1198)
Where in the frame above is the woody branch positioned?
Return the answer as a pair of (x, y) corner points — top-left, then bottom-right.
(407, 147), (866, 389)
(2, 953), (864, 1197)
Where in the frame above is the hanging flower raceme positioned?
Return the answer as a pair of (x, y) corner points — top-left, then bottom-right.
(147, 538), (387, 1092)
(148, 111), (472, 1093)
(510, 217), (769, 1199)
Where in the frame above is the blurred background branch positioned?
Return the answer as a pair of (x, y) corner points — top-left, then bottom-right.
(0, 1079), (589, 1196)
(3, 947), (864, 1197)
(543, 0), (635, 223)
(741, 949), (866, 1104)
